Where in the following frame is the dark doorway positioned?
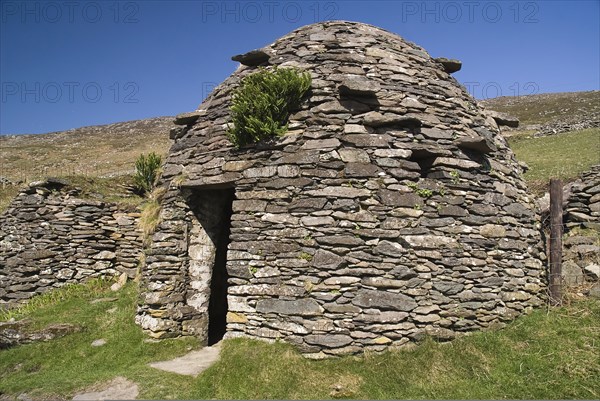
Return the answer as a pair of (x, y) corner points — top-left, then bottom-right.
(187, 187), (235, 346)
(207, 189), (234, 345)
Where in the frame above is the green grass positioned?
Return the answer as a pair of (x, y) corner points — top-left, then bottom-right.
(568, 227), (600, 241)
(0, 184), (21, 214)
(192, 302), (600, 400)
(1, 280), (599, 400)
(0, 279), (199, 400)
(63, 175), (146, 207)
(509, 128), (600, 194)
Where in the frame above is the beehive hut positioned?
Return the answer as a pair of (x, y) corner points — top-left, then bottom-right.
(136, 21), (546, 356)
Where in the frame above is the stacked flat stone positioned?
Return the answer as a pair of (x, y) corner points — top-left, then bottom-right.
(565, 165), (600, 229)
(137, 21), (545, 356)
(561, 165), (600, 287)
(0, 180), (142, 309)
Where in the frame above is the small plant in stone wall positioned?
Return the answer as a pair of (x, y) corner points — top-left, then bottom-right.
(406, 181), (434, 198)
(133, 152), (162, 195)
(139, 186), (166, 246)
(227, 66), (311, 147)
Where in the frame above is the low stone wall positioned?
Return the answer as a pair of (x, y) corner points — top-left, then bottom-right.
(0, 180), (143, 308)
(562, 165), (600, 288)
(565, 165), (600, 230)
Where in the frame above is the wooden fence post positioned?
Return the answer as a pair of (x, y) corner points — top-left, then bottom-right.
(549, 178), (563, 304)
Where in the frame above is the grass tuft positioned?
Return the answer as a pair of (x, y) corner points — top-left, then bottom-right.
(138, 187), (166, 246)
(227, 67), (311, 147)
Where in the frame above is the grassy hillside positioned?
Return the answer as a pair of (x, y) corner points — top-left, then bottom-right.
(509, 128), (600, 194)
(0, 117), (173, 184)
(1, 280), (598, 400)
(0, 116), (173, 213)
(481, 91), (600, 127)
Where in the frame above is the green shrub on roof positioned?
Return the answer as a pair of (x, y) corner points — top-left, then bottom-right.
(227, 67), (311, 148)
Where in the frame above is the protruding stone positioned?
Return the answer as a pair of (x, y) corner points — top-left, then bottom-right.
(434, 57), (462, 73)
(400, 97), (427, 110)
(378, 190), (423, 208)
(312, 250), (345, 269)
(433, 282), (464, 295)
(561, 260), (585, 286)
(338, 148), (370, 163)
(402, 235), (460, 249)
(306, 187), (370, 198)
(174, 111), (203, 125)
(432, 157), (480, 170)
(456, 136), (497, 154)
(486, 110), (519, 128)
(480, 224), (507, 238)
(305, 334), (353, 348)
(584, 263), (600, 280)
(231, 49), (270, 66)
(374, 240), (405, 257)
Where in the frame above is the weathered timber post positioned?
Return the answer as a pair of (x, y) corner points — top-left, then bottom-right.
(549, 178), (563, 304)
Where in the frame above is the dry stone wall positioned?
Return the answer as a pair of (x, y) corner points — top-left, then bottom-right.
(137, 21), (546, 356)
(0, 179), (142, 309)
(562, 165), (600, 288)
(565, 165), (600, 230)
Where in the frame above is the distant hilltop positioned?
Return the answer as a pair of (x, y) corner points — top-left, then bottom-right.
(481, 90), (600, 137)
(0, 117), (174, 183)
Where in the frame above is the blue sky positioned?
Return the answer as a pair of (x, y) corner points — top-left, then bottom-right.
(1, 0), (599, 135)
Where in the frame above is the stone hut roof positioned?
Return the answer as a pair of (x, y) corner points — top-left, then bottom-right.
(165, 20), (515, 185)
(137, 21), (545, 356)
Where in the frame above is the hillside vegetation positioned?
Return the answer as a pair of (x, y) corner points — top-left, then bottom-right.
(482, 91), (599, 193)
(0, 117), (173, 213)
(0, 117), (173, 184)
(509, 128), (600, 194)
(481, 90), (600, 127)
(0, 280), (598, 400)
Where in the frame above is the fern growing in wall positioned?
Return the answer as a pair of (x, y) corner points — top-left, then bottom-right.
(227, 67), (311, 147)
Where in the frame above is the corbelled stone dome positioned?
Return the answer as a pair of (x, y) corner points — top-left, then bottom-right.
(137, 21), (545, 356)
